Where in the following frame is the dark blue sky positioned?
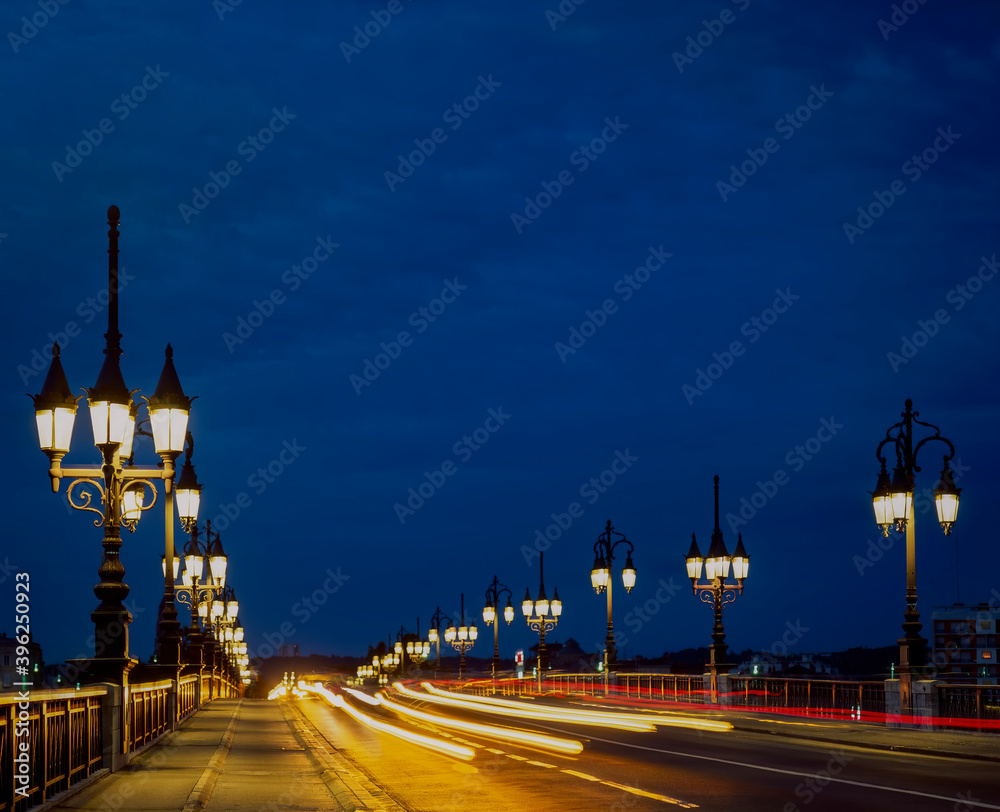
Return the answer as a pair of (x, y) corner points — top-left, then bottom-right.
(3, 1), (999, 669)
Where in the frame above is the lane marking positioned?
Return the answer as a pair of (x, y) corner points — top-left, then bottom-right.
(600, 779), (698, 807)
(526, 760), (557, 768)
(562, 769), (601, 781)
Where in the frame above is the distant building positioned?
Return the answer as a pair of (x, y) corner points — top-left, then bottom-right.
(0, 632), (44, 691)
(931, 603), (998, 685)
(735, 651), (835, 677)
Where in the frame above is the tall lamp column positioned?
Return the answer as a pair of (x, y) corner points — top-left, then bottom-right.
(444, 594), (477, 679)
(684, 475), (749, 704)
(590, 520), (636, 668)
(870, 399), (961, 718)
(522, 551), (561, 690)
(482, 576), (514, 679)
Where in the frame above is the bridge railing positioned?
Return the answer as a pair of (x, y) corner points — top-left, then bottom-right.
(937, 683), (1000, 722)
(0, 687), (105, 812)
(723, 676), (887, 716)
(1, 668), (243, 811)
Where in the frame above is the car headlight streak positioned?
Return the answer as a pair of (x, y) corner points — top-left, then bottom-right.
(300, 683), (475, 761)
(377, 693), (584, 755)
(413, 683), (732, 733)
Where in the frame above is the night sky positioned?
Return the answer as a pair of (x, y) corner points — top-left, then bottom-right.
(3, 1), (999, 672)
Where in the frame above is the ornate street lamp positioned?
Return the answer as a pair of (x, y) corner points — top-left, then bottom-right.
(402, 619), (431, 666)
(522, 551), (561, 687)
(684, 475), (749, 703)
(31, 206), (197, 682)
(590, 520), (636, 668)
(444, 594), (477, 678)
(482, 576), (515, 678)
(870, 399), (961, 716)
(427, 606), (449, 670)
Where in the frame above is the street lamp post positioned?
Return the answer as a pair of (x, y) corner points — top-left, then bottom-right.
(870, 398), (961, 718)
(684, 475), (749, 704)
(444, 594), (477, 679)
(31, 206), (197, 691)
(590, 520), (636, 669)
(403, 620), (431, 669)
(482, 576), (515, 679)
(522, 552), (561, 691)
(427, 606), (448, 671)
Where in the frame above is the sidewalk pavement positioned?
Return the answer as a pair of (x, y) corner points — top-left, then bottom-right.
(39, 698), (400, 812)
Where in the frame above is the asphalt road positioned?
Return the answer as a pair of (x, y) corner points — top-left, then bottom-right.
(296, 688), (1000, 812)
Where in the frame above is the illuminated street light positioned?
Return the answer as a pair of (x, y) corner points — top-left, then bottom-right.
(31, 206), (196, 683)
(871, 398), (961, 717)
(522, 551), (561, 688)
(427, 606), (449, 670)
(482, 575), (515, 678)
(684, 475), (749, 704)
(590, 519), (636, 668)
(444, 593), (477, 678)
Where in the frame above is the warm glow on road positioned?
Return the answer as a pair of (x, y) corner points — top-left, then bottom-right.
(300, 683), (475, 761)
(377, 692), (584, 755)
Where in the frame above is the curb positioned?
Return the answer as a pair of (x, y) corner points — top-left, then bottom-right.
(282, 699), (405, 811)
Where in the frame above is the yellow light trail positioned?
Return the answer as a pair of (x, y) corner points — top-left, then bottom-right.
(376, 693), (584, 755)
(412, 683), (732, 733)
(299, 683), (475, 762)
(343, 687), (381, 706)
(394, 683), (656, 732)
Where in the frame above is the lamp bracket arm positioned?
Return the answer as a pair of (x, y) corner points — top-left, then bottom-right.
(120, 465), (170, 480)
(66, 478), (107, 526)
(911, 434), (956, 470)
(874, 436), (904, 469)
